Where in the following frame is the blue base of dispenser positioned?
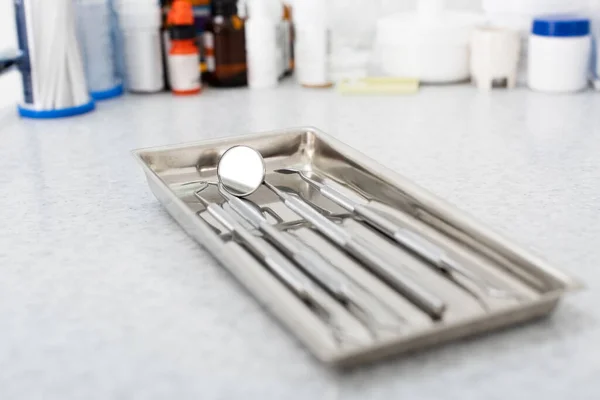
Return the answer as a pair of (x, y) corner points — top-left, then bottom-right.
(18, 100), (96, 119)
(90, 84), (123, 101)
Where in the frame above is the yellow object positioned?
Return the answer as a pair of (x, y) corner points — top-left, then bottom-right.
(337, 77), (420, 95)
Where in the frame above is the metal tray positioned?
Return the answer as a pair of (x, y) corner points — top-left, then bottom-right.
(133, 126), (579, 367)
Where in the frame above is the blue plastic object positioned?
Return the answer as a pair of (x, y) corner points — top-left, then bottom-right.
(532, 16), (590, 37)
(0, 49), (22, 75)
(18, 100), (96, 119)
(90, 84), (123, 101)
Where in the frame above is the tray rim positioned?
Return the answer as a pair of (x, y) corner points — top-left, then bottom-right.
(132, 126), (583, 366)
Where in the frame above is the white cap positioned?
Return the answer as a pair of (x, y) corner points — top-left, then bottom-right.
(247, 0), (280, 20)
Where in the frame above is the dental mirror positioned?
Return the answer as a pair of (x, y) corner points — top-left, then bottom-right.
(217, 145), (266, 197)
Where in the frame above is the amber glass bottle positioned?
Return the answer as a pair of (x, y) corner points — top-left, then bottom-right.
(283, 3), (294, 76)
(203, 0), (247, 87)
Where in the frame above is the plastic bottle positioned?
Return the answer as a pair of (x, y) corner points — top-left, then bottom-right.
(203, 0), (248, 87)
(292, 0), (332, 87)
(167, 0), (202, 95)
(76, 0), (123, 100)
(108, 0), (127, 88)
(245, 0), (279, 88)
(527, 16), (591, 93)
(116, 0), (165, 93)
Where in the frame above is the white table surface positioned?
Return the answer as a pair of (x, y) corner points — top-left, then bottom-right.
(0, 83), (598, 399)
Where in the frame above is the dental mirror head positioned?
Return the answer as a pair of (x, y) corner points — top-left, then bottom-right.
(217, 145), (266, 197)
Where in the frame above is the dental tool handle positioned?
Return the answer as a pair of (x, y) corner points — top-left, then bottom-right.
(205, 203), (237, 232)
(291, 244), (351, 295)
(302, 174), (451, 268)
(206, 204), (315, 298)
(293, 171), (360, 212)
(313, 181), (358, 212)
(264, 182), (445, 318)
(298, 172), (452, 269)
(349, 205), (516, 301)
(258, 223), (350, 294)
(298, 174), (448, 267)
(233, 230), (318, 299)
(271, 188), (351, 247)
(224, 194), (355, 297)
(262, 253), (314, 300)
(353, 205), (489, 288)
(302, 173), (449, 268)
(354, 204), (447, 265)
(344, 236), (446, 319)
(229, 224), (337, 329)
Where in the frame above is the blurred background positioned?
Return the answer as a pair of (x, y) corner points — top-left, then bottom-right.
(3, 0), (599, 113)
(0, 0), (483, 108)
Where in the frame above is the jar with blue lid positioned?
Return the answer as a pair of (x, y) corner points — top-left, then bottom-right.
(528, 16), (591, 93)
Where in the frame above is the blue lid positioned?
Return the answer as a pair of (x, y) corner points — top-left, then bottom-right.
(532, 16), (590, 37)
(90, 84), (123, 101)
(18, 100), (95, 119)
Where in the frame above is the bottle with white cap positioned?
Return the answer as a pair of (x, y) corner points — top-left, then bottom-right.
(245, 0), (280, 89)
(527, 16), (591, 93)
(292, 0), (332, 88)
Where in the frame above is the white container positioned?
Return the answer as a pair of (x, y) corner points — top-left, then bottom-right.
(470, 27), (521, 90)
(589, 0), (600, 89)
(245, 0), (280, 89)
(14, 0), (94, 117)
(328, 0), (383, 80)
(527, 16), (591, 93)
(291, 0), (332, 87)
(116, 0), (164, 93)
(372, 0), (484, 83)
(76, 0), (122, 99)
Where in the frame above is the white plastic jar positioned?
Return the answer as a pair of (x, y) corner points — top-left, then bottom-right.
(372, 0), (484, 83)
(528, 16), (591, 93)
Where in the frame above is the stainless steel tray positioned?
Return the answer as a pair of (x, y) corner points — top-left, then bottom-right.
(133, 126), (579, 367)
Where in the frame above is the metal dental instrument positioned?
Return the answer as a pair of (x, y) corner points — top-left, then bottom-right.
(216, 146), (447, 320)
(216, 186), (404, 335)
(276, 167), (521, 307)
(217, 145), (266, 197)
(193, 189), (356, 345)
